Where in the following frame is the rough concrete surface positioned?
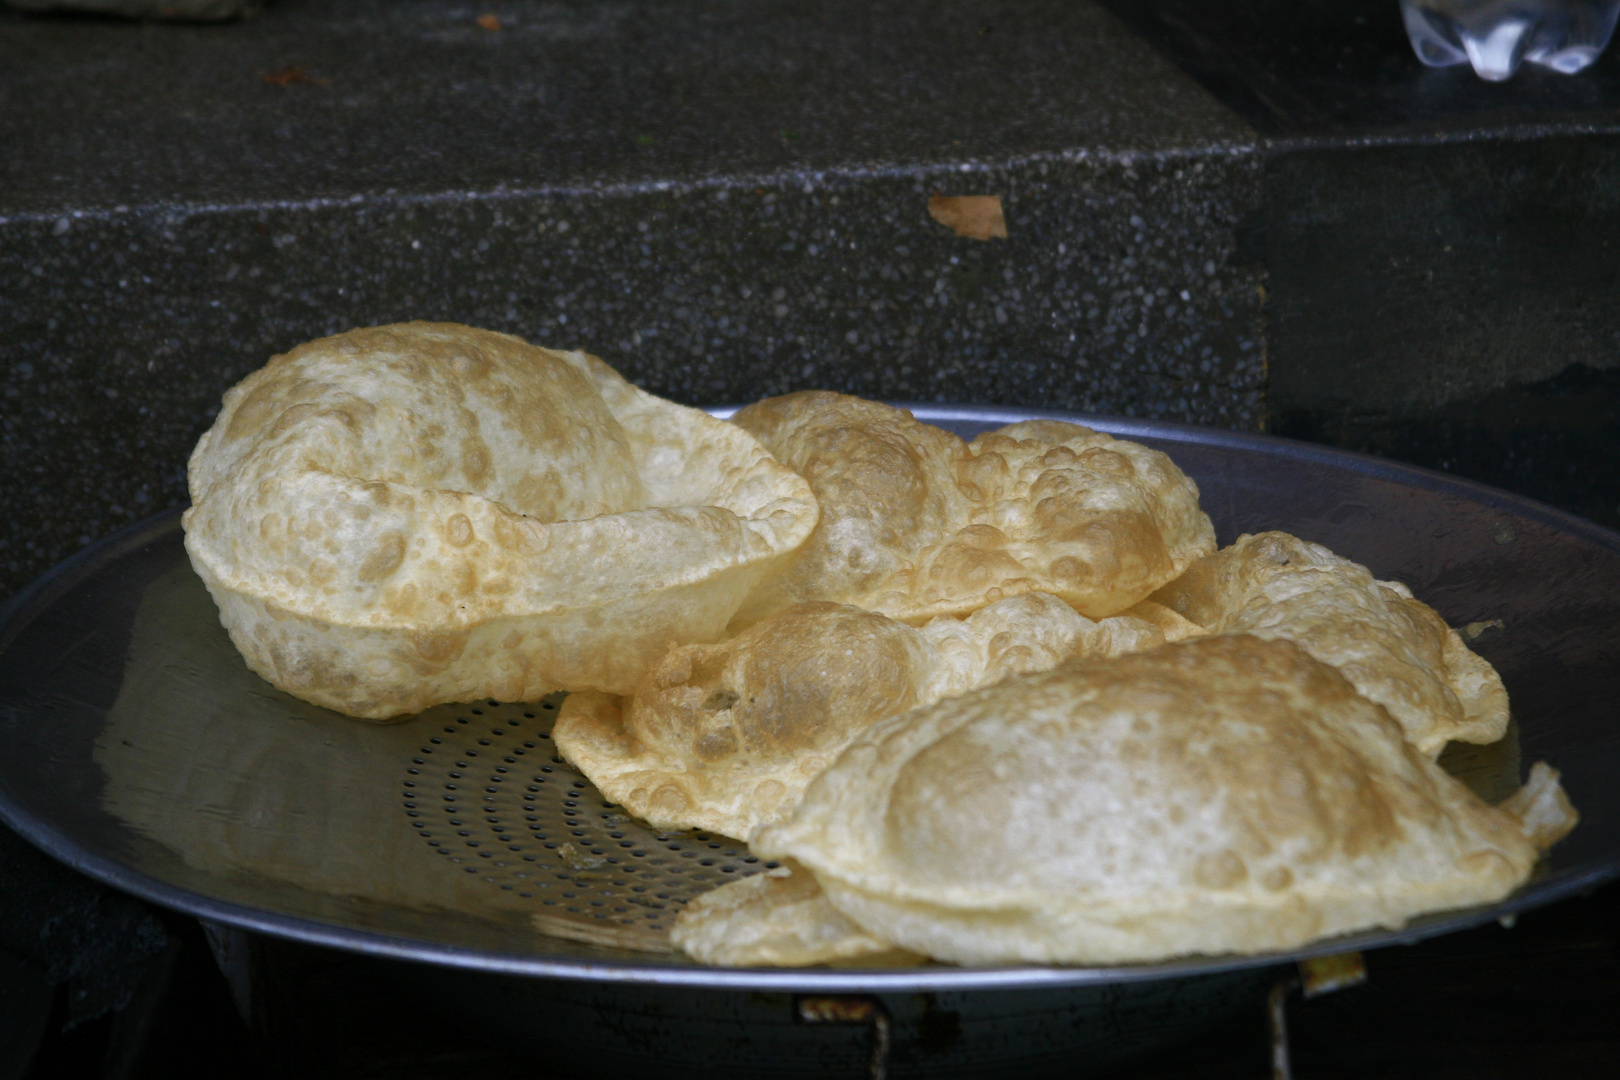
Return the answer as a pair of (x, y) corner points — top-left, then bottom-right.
(0, 0), (1253, 213)
(1262, 136), (1620, 418)
(0, 0), (1265, 598)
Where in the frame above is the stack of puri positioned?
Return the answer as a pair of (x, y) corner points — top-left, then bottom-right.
(553, 391), (1216, 840)
(182, 324), (1578, 968)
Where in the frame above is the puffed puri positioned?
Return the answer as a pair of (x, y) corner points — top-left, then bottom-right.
(1149, 531), (1509, 757)
(728, 392), (1217, 629)
(182, 322), (818, 720)
(747, 634), (1576, 966)
(551, 592), (1204, 842)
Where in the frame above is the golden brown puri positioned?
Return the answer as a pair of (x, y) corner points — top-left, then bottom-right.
(1150, 532), (1508, 756)
(728, 392), (1216, 628)
(750, 635), (1574, 967)
(183, 322), (817, 719)
(553, 592), (1199, 841)
(671, 859), (921, 967)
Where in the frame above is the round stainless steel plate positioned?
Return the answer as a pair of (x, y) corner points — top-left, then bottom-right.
(3, 406), (1619, 991)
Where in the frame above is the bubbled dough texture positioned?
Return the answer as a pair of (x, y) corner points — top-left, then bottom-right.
(729, 393), (1216, 628)
(751, 635), (1549, 966)
(183, 322), (817, 719)
(1150, 532), (1509, 756)
(670, 859), (918, 967)
(553, 593), (1202, 841)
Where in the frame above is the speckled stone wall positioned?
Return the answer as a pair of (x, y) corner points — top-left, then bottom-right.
(1260, 131), (1620, 531)
(1102, 0), (1620, 533)
(0, 153), (1265, 596)
(1262, 137), (1620, 418)
(0, 1), (1256, 214)
(1, 1), (1270, 600)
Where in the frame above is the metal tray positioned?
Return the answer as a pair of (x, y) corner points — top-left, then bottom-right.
(3, 406), (1619, 992)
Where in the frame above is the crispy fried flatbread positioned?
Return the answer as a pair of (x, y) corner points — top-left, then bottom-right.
(1151, 532), (1508, 755)
(671, 859), (921, 967)
(729, 393), (1214, 627)
(553, 593), (1200, 840)
(749, 635), (1574, 966)
(183, 322), (817, 719)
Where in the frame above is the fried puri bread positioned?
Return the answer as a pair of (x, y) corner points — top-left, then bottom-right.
(671, 859), (921, 967)
(183, 322), (817, 719)
(728, 392), (1215, 627)
(553, 592), (1202, 841)
(748, 635), (1574, 967)
(679, 757), (1578, 969)
(1150, 532), (1508, 756)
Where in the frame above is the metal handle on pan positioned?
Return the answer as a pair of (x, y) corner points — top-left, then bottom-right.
(797, 994), (892, 1080)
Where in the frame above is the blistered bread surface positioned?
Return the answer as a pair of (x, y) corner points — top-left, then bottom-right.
(1151, 532), (1509, 755)
(729, 393), (1215, 626)
(671, 859), (917, 967)
(750, 635), (1556, 966)
(182, 322), (817, 718)
(553, 592), (1195, 841)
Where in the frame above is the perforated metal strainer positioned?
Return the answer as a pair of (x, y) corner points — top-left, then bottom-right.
(400, 694), (775, 952)
(3, 407), (1620, 992)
